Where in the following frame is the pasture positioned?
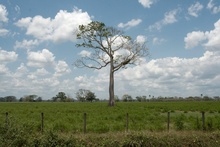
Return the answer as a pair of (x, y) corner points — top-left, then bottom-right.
(0, 101), (220, 146)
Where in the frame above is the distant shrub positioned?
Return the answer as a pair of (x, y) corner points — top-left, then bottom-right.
(174, 114), (185, 130)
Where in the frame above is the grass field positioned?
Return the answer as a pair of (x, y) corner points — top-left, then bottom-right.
(0, 101), (220, 146)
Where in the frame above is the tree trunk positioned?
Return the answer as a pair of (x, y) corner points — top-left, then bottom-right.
(108, 60), (115, 106)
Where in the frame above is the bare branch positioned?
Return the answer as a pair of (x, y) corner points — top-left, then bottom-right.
(74, 56), (110, 69)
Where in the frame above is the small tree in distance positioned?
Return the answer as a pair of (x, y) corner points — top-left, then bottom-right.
(52, 92), (67, 102)
(76, 89), (96, 102)
(75, 21), (149, 106)
(85, 91), (96, 102)
(122, 94), (133, 102)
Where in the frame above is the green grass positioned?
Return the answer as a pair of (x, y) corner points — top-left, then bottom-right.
(1, 101), (220, 133)
(1, 101), (220, 146)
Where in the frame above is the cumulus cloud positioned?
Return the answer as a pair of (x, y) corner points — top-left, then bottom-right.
(78, 50), (91, 57)
(204, 19), (220, 50)
(25, 68), (49, 81)
(0, 4), (9, 36)
(27, 49), (55, 67)
(184, 31), (206, 49)
(0, 4), (8, 22)
(0, 49), (18, 62)
(118, 19), (142, 29)
(136, 35), (147, 44)
(67, 49), (220, 98)
(14, 39), (39, 50)
(15, 7), (92, 43)
(114, 50), (220, 97)
(35, 68), (49, 76)
(152, 37), (165, 45)
(0, 28), (9, 36)
(0, 64), (9, 74)
(14, 63), (29, 77)
(184, 19), (220, 51)
(207, 0), (220, 14)
(138, 0), (155, 8)
(31, 77), (60, 87)
(54, 60), (71, 77)
(188, 2), (203, 17)
(149, 9), (179, 31)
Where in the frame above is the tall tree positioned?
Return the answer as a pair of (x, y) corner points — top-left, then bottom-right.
(75, 21), (148, 106)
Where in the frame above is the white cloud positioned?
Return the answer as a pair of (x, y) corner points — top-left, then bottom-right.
(204, 19), (220, 50)
(138, 0), (155, 8)
(184, 19), (220, 51)
(14, 39), (39, 50)
(0, 49), (18, 62)
(32, 77), (60, 87)
(136, 35), (147, 44)
(35, 68), (49, 76)
(152, 37), (165, 45)
(78, 50), (91, 57)
(0, 4), (8, 22)
(0, 4), (9, 36)
(1, 49), (220, 99)
(207, 0), (220, 14)
(0, 28), (9, 36)
(27, 49), (55, 67)
(207, 0), (214, 9)
(14, 63), (28, 77)
(54, 60), (71, 77)
(213, 6), (220, 14)
(15, 7), (92, 43)
(115, 50), (220, 97)
(163, 9), (179, 24)
(184, 31), (206, 49)
(149, 9), (179, 31)
(118, 19), (142, 29)
(68, 49), (220, 98)
(188, 2), (203, 17)
(0, 64), (9, 74)
(14, 5), (20, 14)
(25, 68), (49, 80)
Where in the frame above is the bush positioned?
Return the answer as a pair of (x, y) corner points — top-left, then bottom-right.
(174, 114), (185, 130)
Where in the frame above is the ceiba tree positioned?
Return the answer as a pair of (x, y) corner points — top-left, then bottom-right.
(75, 21), (148, 106)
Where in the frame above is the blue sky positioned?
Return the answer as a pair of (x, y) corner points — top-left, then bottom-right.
(1, 0), (220, 100)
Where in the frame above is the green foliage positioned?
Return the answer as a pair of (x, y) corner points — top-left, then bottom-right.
(85, 91), (96, 102)
(76, 89), (96, 102)
(52, 92), (74, 102)
(174, 114), (185, 130)
(122, 94), (133, 102)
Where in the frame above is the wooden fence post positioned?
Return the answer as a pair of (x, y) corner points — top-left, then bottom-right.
(41, 112), (44, 133)
(126, 113), (129, 132)
(5, 112), (8, 129)
(202, 111), (205, 131)
(167, 111), (170, 131)
(84, 112), (86, 134)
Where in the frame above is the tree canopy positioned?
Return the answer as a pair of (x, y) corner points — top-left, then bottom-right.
(76, 89), (96, 102)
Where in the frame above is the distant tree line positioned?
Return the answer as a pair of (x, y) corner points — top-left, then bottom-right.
(110, 94), (220, 102)
(120, 94), (220, 102)
(0, 96), (17, 102)
(1, 91), (220, 102)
